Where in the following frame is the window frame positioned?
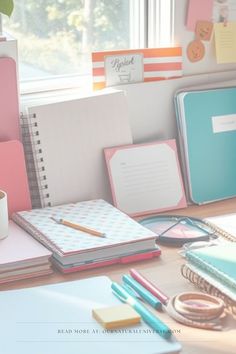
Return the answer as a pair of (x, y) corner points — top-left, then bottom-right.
(3, 0), (174, 95)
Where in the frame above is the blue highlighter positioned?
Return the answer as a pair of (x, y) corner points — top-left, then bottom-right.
(122, 274), (162, 310)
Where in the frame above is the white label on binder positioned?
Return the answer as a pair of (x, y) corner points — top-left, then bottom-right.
(212, 114), (236, 133)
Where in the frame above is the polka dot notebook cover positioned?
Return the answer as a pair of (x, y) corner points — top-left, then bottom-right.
(12, 199), (158, 258)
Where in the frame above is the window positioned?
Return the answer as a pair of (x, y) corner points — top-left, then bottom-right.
(2, 0), (174, 88)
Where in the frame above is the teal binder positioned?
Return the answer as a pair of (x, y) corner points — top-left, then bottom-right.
(176, 87), (236, 204)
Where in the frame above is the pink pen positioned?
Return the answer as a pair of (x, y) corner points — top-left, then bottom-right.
(130, 268), (169, 305)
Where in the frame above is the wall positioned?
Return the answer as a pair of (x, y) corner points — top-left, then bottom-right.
(175, 0), (236, 75)
(116, 0), (236, 143)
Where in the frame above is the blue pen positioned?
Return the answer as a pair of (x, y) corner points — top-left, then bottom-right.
(111, 282), (171, 340)
(123, 274), (162, 310)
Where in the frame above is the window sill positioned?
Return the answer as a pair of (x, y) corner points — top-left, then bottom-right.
(20, 74), (93, 96)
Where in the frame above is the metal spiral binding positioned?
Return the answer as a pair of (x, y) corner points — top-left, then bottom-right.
(20, 113), (51, 208)
(181, 264), (236, 315)
(204, 221), (236, 242)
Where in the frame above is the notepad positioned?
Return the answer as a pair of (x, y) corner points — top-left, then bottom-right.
(0, 276), (181, 354)
(185, 244), (236, 291)
(214, 22), (236, 64)
(104, 140), (187, 216)
(20, 90), (133, 208)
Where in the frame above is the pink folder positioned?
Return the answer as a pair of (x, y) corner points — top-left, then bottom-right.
(0, 57), (20, 141)
(0, 140), (31, 216)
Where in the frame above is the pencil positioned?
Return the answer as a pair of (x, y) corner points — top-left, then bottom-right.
(51, 217), (106, 237)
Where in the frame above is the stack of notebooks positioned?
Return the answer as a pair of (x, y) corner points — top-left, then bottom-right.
(0, 221), (52, 284)
(182, 241), (236, 313)
(12, 199), (160, 273)
(175, 86), (236, 204)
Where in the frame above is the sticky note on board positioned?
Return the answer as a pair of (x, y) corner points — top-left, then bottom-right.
(186, 0), (214, 31)
(214, 22), (236, 63)
(195, 21), (213, 41)
(92, 304), (141, 329)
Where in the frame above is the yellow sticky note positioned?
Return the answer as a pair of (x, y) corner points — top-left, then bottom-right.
(214, 22), (236, 64)
(92, 304), (141, 329)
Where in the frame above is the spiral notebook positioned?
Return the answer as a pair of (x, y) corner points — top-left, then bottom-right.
(181, 263), (236, 313)
(185, 244), (236, 291)
(20, 90), (132, 208)
(204, 213), (236, 242)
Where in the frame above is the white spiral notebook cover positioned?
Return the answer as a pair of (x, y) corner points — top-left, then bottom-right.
(20, 90), (132, 208)
(204, 213), (236, 241)
(12, 199), (157, 256)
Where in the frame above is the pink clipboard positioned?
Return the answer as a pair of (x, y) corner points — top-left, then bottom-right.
(0, 57), (20, 141)
(0, 140), (31, 216)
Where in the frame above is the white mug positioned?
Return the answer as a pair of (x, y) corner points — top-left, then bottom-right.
(0, 190), (8, 240)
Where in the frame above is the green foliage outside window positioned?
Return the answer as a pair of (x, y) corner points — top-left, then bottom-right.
(0, 0), (14, 17)
(4, 0), (130, 78)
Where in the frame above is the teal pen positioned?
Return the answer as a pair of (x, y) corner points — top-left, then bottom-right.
(111, 282), (171, 340)
(122, 274), (162, 309)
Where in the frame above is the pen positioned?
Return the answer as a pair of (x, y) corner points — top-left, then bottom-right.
(130, 268), (169, 305)
(51, 217), (106, 237)
(122, 274), (162, 310)
(111, 282), (171, 339)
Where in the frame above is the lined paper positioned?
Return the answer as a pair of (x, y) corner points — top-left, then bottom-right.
(105, 140), (187, 216)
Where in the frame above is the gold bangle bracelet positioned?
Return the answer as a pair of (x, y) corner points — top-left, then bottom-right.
(174, 292), (225, 320)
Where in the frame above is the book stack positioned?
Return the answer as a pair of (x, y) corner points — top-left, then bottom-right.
(0, 221), (52, 284)
(181, 242), (236, 313)
(12, 199), (160, 273)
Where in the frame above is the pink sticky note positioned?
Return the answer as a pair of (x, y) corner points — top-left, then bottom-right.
(186, 0), (214, 32)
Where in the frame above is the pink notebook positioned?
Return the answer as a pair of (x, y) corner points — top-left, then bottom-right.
(0, 221), (52, 283)
(0, 221), (52, 268)
(0, 57), (20, 141)
(0, 140), (31, 216)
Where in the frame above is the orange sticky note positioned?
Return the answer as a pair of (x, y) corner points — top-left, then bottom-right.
(187, 39), (205, 62)
(195, 21), (213, 41)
